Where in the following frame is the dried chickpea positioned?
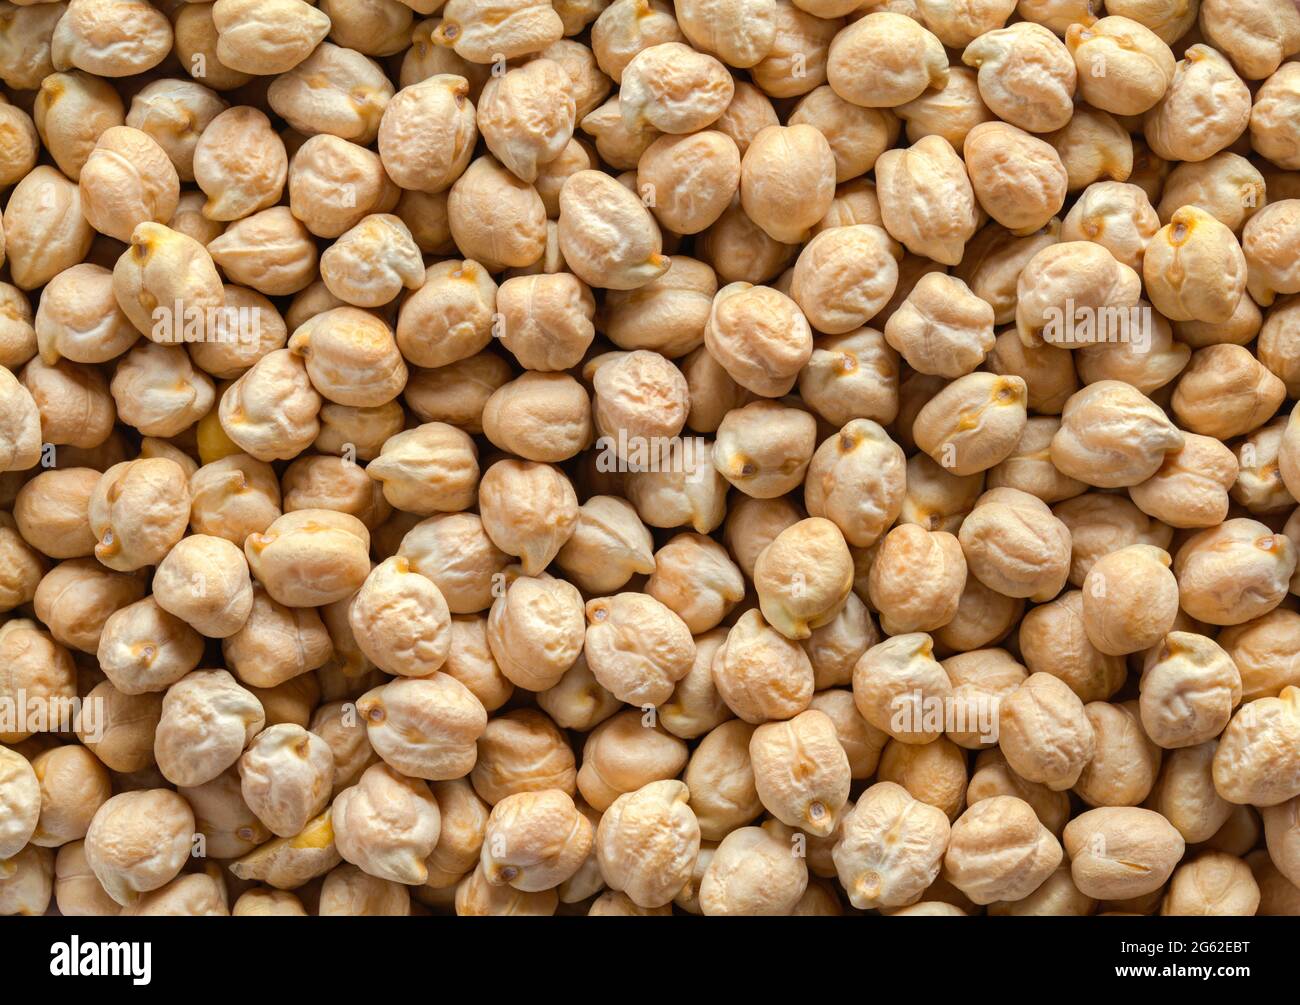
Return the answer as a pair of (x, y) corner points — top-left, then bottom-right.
(853, 633), (952, 745)
(470, 708), (576, 806)
(357, 675), (487, 783)
(1212, 687), (1300, 807)
(1063, 805), (1185, 900)
(88, 457), (190, 571)
(96, 596), (203, 696)
(868, 524), (966, 635)
(643, 533), (743, 634)
(827, 12), (946, 109)
(244, 509), (370, 608)
(831, 780), (949, 909)
(713, 608), (814, 724)
(753, 517), (852, 641)
(750, 710), (850, 836)
(0, 745), (39, 860)
(875, 136), (979, 266)
(1081, 544), (1178, 656)
(1051, 381), (1183, 487)
(943, 795), (1063, 904)
(349, 557), (451, 678)
(22, 356), (115, 449)
(1174, 518), (1295, 626)
(1143, 44), (1250, 163)
(558, 168), (667, 290)
(78, 126), (178, 244)
(486, 573), (584, 692)
(999, 672), (1096, 790)
(83, 789), (193, 906)
(699, 823), (807, 916)
(1162, 851), (1259, 916)
(804, 419), (906, 548)
(366, 422), (478, 516)
(478, 460), (578, 576)
(152, 533), (253, 638)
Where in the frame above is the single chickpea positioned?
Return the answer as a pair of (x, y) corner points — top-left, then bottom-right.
(227, 809), (341, 890)
(934, 576), (1024, 654)
(713, 608), (815, 724)
(1251, 64), (1300, 171)
(943, 795), (1063, 904)
(83, 789), (194, 907)
(798, 328), (899, 428)
(583, 592), (695, 706)
(868, 524), (967, 635)
(54, 841), (120, 917)
(1212, 687), (1300, 806)
(751, 710), (850, 836)
(699, 824), (808, 916)
(1143, 45), (1251, 163)
(1218, 610), (1300, 703)
(0, 844), (53, 916)
(78, 126), (179, 244)
(479, 788), (592, 893)
(13, 468), (99, 559)
(1142, 206), (1247, 325)
(434, 0), (562, 63)
(21, 357), (115, 449)
(790, 224), (899, 336)
(659, 629), (731, 738)
(366, 422), (479, 516)
(244, 509), (371, 608)
(189, 454), (281, 547)
(486, 573), (585, 691)
(804, 419), (906, 548)
(235, 724), (333, 839)
(206, 208), (319, 297)
(1051, 381), (1183, 488)
(958, 488), (1072, 601)
(358, 675), (487, 783)
(348, 557), (451, 678)
(643, 533), (744, 634)
(96, 596), (204, 696)
(703, 282), (812, 397)
(32, 71), (125, 183)
(753, 517), (852, 640)
(852, 633), (952, 745)
(478, 460), (578, 576)
(0, 745), (39, 860)
(1063, 806), (1185, 900)
(422, 778), (491, 889)
(1015, 241), (1143, 348)
(579, 96), (661, 171)
(537, 657), (620, 734)
(1065, 16), (1175, 116)
(154, 669), (264, 787)
(108, 343), (213, 439)
(1073, 700), (1161, 807)
(877, 735), (970, 821)
(682, 720), (761, 840)
(1157, 741), (1234, 843)
(222, 586), (331, 690)
(288, 136), (397, 241)
(87, 458), (190, 571)
(332, 762), (441, 886)
(152, 534), (253, 639)
(1139, 631), (1240, 751)
(875, 136), (979, 266)
(831, 780), (949, 910)
(999, 672), (1096, 790)
(125, 79), (227, 184)
(1174, 518), (1295, 626)
(393, 514), (507, 614)
(209, 0), (329, 75)
(826, 11), (946, 109)
(913, 373), (1028, 478)
(496, 272), (596, 372)
(1162, 851), (1260, 916)
(470, 708), (576, 806)
(1243, 200), (1300, 307)
(445, 156), (547, 272)
(3, 166), (95, 291)
(1060, 182), (1160, 273)
(1080, 545), (1178, 656)
(558, 169), (667, 290)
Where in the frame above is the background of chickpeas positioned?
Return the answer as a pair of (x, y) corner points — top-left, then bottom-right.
(1, 0), (1300, 918)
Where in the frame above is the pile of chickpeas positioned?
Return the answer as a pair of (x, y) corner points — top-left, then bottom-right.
(2, 0), (1300, 919)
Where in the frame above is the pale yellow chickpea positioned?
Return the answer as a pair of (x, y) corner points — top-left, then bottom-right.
(0, 621), (75, 746)
(83, 789), (192, 907)
(583, 592), (695, 707)
(1157, 741), (1234, 843)
(798, 327), (899, 428)
(1141, 206), (1247, 326)
(12, 468), (97, 559)
(190, 107), (286, 224)
(189, 454), (281, 546)
(943, 795), (1063, 905)
(826, 11), (946, 109)
(1175, 518), (1295, 626)
(446, 156), (547, 272)
(287, 307), (408, 409)
(1242, 199), (1300, 308)
(575, 710), (687, 812)
(208, 0), (329, 75)
(235, 723), (332, 839)
(934, 575), (1025, 654)
(877, 734), (969, 820)
(1051, 381), (1184, 488)
(480, 371), (590, 463)
(112, 221), (225, 342)
(749, 710), (850, 836)
(226, 808), (340, 889)
(287, 136), (397, 240)
(1144, 44), (1250, 164)
(913, 373), (1028, 478)
(590, 780), (697, 908)
(833, 779), (951, 910)
(749, 518), (849, 641)
(374, 74), (475, 196)
(875, 136), (979, 266)
(1015, 240), (1143, 347)
(790, 224), (899, 336)
(600, 258), (714, 359)
(1081, 545), (1179, 656)
(125, 78), (227, 184)
(633, 132), (737, 237)
(486, 573), (584, 691)
(477, 460), (577, 576)
(366, 422), (479, 516)
(330, 762), (440, 886)
(962, 22), (1076, 133)
(478, 788), (592, 893)
(169, 3), (253, 92)
(434, 0), (562, 63)
(470, 708), (576, 806)
(885, 275), (995, 379)
(999, 672), (1096, 790)
(154, 668), (264, 787)
(804, 420), (906, 549)
(4, 166), (95, 291)
(86, 457), (190, 571)
(987, 417), (1086, 503)
(314, 401), (405, 464)
(962, 122), (1067, 236)
(589, 349), (688, 455)
(222, 585), (331, 689)
(51, 0), (172, 76)
(33, 71), (125, 183)
(869, 524), (967, 635)
(96, 596), (203, 696)
(0, 843), (54, 915)
(349, 557), (451, 678)
(748, 2), (839, 98)
(712, 608), (815, 724)
(419, 777), (490, 889)
(616, 40), (731, 136)
(1064, 16), (1175, 117)
(393, 261), (492, 369)
(1251, 63), (1300, 171)
(1060, 182), (1160, 273)
(206, 207), (319, 297)
(319, 214), (424, 310)
(709, 402), (814, 499)
(1071, 700), (1160, 807)
(0, 744), (39, 859)
(1062, 805), (1185, 900)
(1218, 610), (1300, 703)
(0, 365), (41, 473)
(643, 533), (744, 635)
(77, 126), (179, 245)
(244, 509), (371, 608)
(109, 343), (213, 439)
(1138, 631), (1241, 751)
(21, 357), (115, 449)
(852, 633), (952, 745)
(671, 0), (776, 70)
(53, 840), (119, 917)
(680, 720), (759, 840)
(496, 272), (596, 372)
(23, 744), (108, 848)
(955, 224), (1056, 327)
(699, 823), (807, 916)
(590, 0), (682, 83)
(478, 60), (575, 187)
(273, 43), (393, 140)
(936, 648), (1022, 750)
(558, 169), (667, 290)
(1160, 851), (1259, 916)
(357, 674), (487, 783)
(1020, 591), (1122, 701)
(152, 533), (253, 639)
(402, 352), (510, 434)
(704, 282), (812, 397)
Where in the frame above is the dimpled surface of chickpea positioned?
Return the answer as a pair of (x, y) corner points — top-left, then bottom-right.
(0, 0), (1296, 926)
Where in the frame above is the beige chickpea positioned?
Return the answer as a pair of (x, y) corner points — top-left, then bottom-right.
(270, 42), (392, 143)
(683, 720), (762, 839)
(943, 795), (1062, 904)
(402, 351), (510, 433)
(191, 107), (286, 224)
(111, 221), (224, 342)
(875, 136), (979, 266)
(209, 0), (328, 75)
(661, 629), (732, 738)
(331, 762), (440, 886)
(595, 780), (699, 908)
(617, 41), (732, 137)
(1212, 687), (1300, 806)
(1015, 241), (1142, 347)
(790, 87), (898, 185)
(3, 166), (95, 292)
(78, 127), (179, 245)
(496, 272), (595, 372)
(12, 468), (98, 559)
(749, 2), (840, 100)
(1074, 305), (1188, 395)
(154, 669), (264, 787)
(967, 748), (1070, 837)
(635, 132), (738, 237)
(712, 608), (814, 724)
(96, 596), (203, 696)
(553, 498), (652, 593)
(699, 823), (807, 916)
(1051, 381), (1183, 488)
(231, 888), (305, 917)
(962, 22), (1076, 133)
(50, 0), (171, 76)
(941, 648), (1026, 749)
(804, 419), (906, 548)
(189, 454), (281, 546)
(590, 0), (683, 82)
(1231, 420), (1293, 515)
(749, 710), (850, 837)
(643, 533), (743, 634)
(0, 620), (76, 745)
(987, 417), (1086, 503)
(1081, 545), (1178, 656)
(1262, 797), (1300, 889)
(110, 343), (213, 438)
(999, 672), (1096, 790)
(0, 745), (39, 860)
(1156, 154), (1264, 238)
(478, 460), (577, 576)
(358, 675), (487, 782)
(395, 260), (496, 370)
(470, 708), (576, 806)
(152, 534), (252, 639)
(288, 136), (397, 241)
(893, 68), (993, 158)
(1060, 182), (1160, 272)
(314, 401), (405, 463)
(537, 657), (620, 734)
(852, 633), (952, 745)
(480, 788), (592, 892)
(1251, 63), (1300, 171)
(377, 74), (475, 196)
(696, 199), (798, 286)
(583, 592), (694, 707)
(826, 11), (946, 109)
(244, 509), (370, 608)
(579, 95), (661, 171)
(281, 455), (387, 531)
(319, 214), (424, 310)
(790, 225), (898, 336)
(32, 71), (124, 183)
(830, 781), (949, 910)
(422, 778), (490, 889)
(1175, 518), (1295, 626)
(0, 843), (54, 916)
(434, 0), (562, 63)
(0, 365), (40, 473)
(1065, 16), (1175, 116)
(83, 789), (192, 907)
(54, 840), (119, 917)
(1218, 610), (1300, 703)
(589, 349), (688, 459)
(964, 122), (1067, 236)
(227, 809), (340, 890)
(955, 223), (1057, 327)
(125, 79), (227, 184)
(601, 256), (715, 359)
(393, 514), (507, 615)
(877, 736), (970, 821)
(348, 557), (451, 678)
(366, 422), (479, 516)
(222, 586), (330, 690)
(1157, 741), (1234, 843)
(445, 156), (547, 272)
(869, 524), (967, 635)
(753, 518), (852, 640)
(21, 356), (115, 449)
(454, 861), (555, 916)
(680, 344), (752, 433)
(1198, 0), (1300, 80)
(934, 576), (1025, 654)
(205, 207), (318, 297)
(798, 327), (899, 428)
(287, 307), (407, 408)
(810, 686), (887, 777)
(1139, 631), (1240, 750)
(1073, 700), (1161, 807)
(169, 3), (252, 92)
(671, 0), (776, 70)
(913, 374), (1028, 478)
(1161, 851), (1259, 916)
(704, 282), (811, 397)
(558, 169), (667, 290)
(741, 126), (837, 248)
(310, 701), (379, 795)
(1047, 107), (1132, 192)
(0, 95), (38, 186)
(1063, 806), (1185, 900)
(32, 560), (140, 654)
(0, 284), (38, 372)
(1144, 44), (1250, 163)
(886, 275), (994, 379)
(1243, 200), (1300, 307)
(486, 573), (584, 692)
(236, 724), (333, 838)
(87, 458), (190, 571)
(482, 372), (590, 463)
(1142, 206), (1247, 326)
